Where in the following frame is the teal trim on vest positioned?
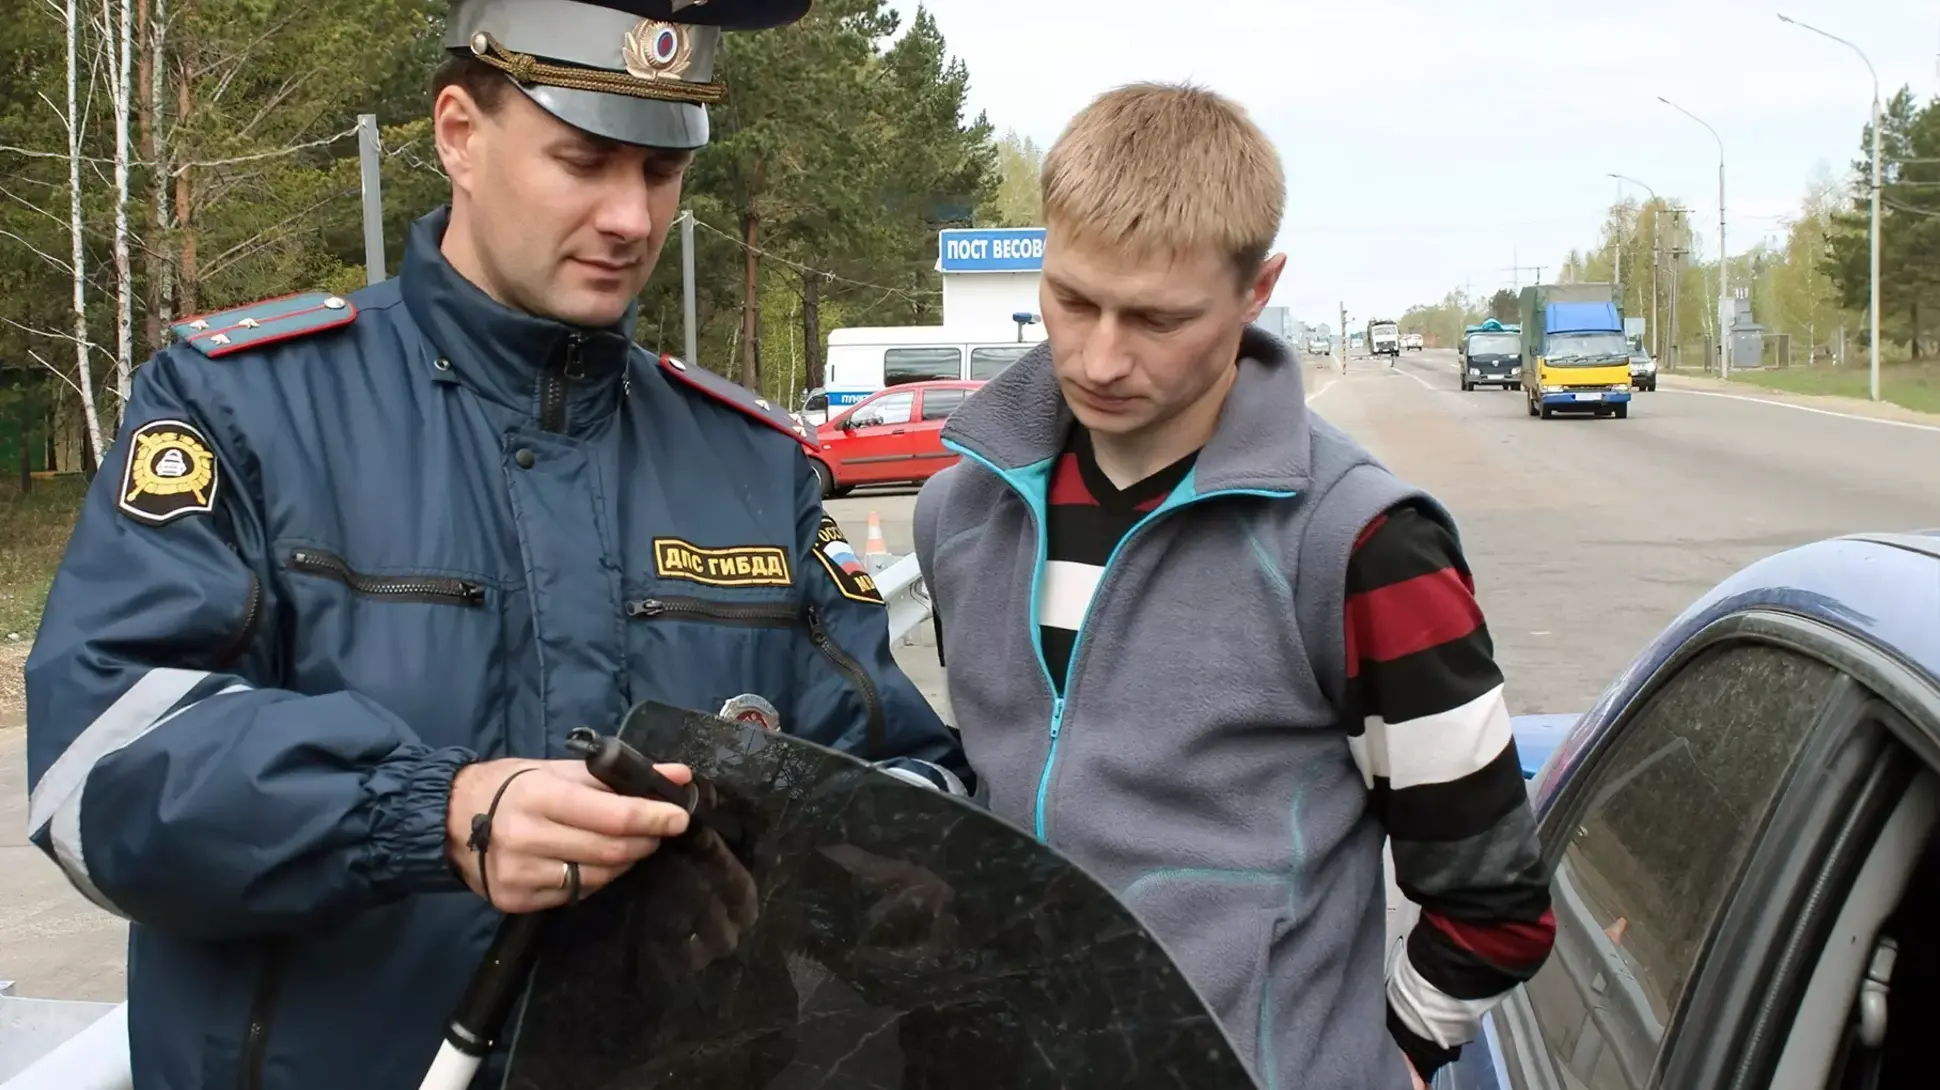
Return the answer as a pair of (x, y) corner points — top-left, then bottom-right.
(947, 438), (1306, 843)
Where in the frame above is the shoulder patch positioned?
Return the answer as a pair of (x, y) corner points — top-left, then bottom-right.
(655, 354), (820, 450)
(118, 419), (220, 525)
(810, 513), (883, 605)
(170, 291), (356, 359)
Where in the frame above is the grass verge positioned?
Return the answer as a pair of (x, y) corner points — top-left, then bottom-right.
(0, 475), (88, 716)
(1728, 359), (1940, 415)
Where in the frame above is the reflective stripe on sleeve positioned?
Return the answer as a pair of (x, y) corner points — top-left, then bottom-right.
(26, 668), (247, 913)
(874, 758), (970, 797)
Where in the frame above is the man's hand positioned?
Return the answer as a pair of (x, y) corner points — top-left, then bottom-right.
(445, 757), (693, 913)
(668, 827), (762, 972)
(622, 825), (763, 983)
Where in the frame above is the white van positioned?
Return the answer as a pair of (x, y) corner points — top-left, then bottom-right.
(823, 325), (1048, 410)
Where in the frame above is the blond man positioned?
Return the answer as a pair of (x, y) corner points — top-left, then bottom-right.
(914, 83), (1555, 1088)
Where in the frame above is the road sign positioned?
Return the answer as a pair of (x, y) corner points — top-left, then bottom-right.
(936, 227), (1047, 273)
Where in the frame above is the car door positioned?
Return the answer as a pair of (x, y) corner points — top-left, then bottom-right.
(828, 388), (917, 486)
(909, 386), (970, 480)
(1474, 621), (1933, 1090)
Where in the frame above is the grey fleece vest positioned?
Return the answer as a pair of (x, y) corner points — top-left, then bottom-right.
(913, 328), (1450, 1090)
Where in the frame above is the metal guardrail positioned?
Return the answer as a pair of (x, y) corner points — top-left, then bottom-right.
(874, 552), (931, 647)
(0, 982), (127, 1090)
(0, 553), (940, 1088)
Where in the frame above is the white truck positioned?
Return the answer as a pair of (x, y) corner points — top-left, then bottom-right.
(1367, 320), (1401, 360)
(820, 324), (1045, 410)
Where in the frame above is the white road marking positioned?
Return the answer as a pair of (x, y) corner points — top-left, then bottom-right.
(1306, 378), (1338, 404)
(1400, 367), (1440, 393)
(1661, 387), (1940, 434)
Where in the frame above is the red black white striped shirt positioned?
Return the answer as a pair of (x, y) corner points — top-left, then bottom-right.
(1344, 505), (1555, 1075)
(1039, 428), (1196, 688)
(1041, 430), (1553, 1077)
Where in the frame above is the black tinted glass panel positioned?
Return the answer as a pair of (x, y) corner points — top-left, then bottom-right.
(884, 347), (962, 386)
(1523, 643), (1838, 1088)
(504, 702), (1255, 1089)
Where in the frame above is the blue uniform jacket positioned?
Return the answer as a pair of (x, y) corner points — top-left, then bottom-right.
(22, 207), (968, 1090)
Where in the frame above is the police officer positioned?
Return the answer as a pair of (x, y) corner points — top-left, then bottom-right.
(22, 1), (969, 1086)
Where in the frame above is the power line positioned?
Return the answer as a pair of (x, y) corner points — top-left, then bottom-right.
(686, 217), (941, 301)
(0, 125), (362, 174)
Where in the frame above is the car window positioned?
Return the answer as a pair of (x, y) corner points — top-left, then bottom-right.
(969, 346), (1031, 380)
(1522, 642), (1840, 1089)
(920, 388), (968, 421)
(854, 391), (914, 427)
(884, 347), (962, 387)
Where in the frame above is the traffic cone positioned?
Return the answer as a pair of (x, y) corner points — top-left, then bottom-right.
(863, 511), (891, 572)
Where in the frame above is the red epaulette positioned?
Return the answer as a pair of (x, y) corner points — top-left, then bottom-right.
(169, 291), (357, 358)
(655, 354), (820, 451)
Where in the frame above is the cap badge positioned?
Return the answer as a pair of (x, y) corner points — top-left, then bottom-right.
(624, 20), (694, 82)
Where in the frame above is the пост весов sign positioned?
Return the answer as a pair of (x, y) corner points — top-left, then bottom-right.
(936, 227), (1047, 273)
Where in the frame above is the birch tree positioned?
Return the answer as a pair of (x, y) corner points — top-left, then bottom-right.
(63, 0), (108, 464)
(106, 0), (136, 407)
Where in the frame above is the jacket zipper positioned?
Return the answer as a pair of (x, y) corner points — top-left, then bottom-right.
(625, 596), (796, 626)
(943, 442), (1063, 838)
(237, 941), (289, 1090)
(287, 548), (485, 607)
(806, 605), (885, 758)
(540, 334), (578, 433)
(627, 597), (886, 755)
(945, 438), (1295, 843)
(212, 570), (265, 670)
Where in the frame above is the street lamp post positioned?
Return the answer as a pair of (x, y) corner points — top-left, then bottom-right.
(1609, 172), (1661, 361)
(1659, 96), (1729, 378)
(1779, 13), (1881, 401)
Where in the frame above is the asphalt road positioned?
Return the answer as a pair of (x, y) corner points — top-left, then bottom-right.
(5, 349), (1938, 1003)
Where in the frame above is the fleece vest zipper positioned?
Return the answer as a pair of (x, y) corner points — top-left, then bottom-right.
(942, 438), (1298, 842)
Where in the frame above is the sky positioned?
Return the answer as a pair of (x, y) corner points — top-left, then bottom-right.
(916, 0), (1938, 330)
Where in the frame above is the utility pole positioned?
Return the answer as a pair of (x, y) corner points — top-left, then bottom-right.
(1779, 14), (1880, 399)
(680, 210), (698, 367)
(357, 114), (385, 285)
(1870, 99), (1880, 400)
(1660, 96), (1729, 378)
(1651, 213), (1661, 360)
(1718, 159), (1728, 379)
(1609, 174), (1663, 359)
(1338, 301), (1348, 369)
(1668, 207), (1688, 370)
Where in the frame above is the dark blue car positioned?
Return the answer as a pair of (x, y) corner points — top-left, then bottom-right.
(1441, 530), (1940, 1090)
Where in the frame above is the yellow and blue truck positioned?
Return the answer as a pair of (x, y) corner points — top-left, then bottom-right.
(1519, 283), (1634, 420)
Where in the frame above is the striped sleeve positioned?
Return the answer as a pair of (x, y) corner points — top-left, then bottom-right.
(1342, 504), (1555, 1079)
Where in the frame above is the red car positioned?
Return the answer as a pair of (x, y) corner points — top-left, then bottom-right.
(806, 380), (984, 498)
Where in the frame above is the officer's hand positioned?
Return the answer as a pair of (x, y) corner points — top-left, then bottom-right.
(444, 758), (693, 913)
(668, 826), (762, 973)
(623, 825), (762, 983)
(817, 844), (958, 964)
